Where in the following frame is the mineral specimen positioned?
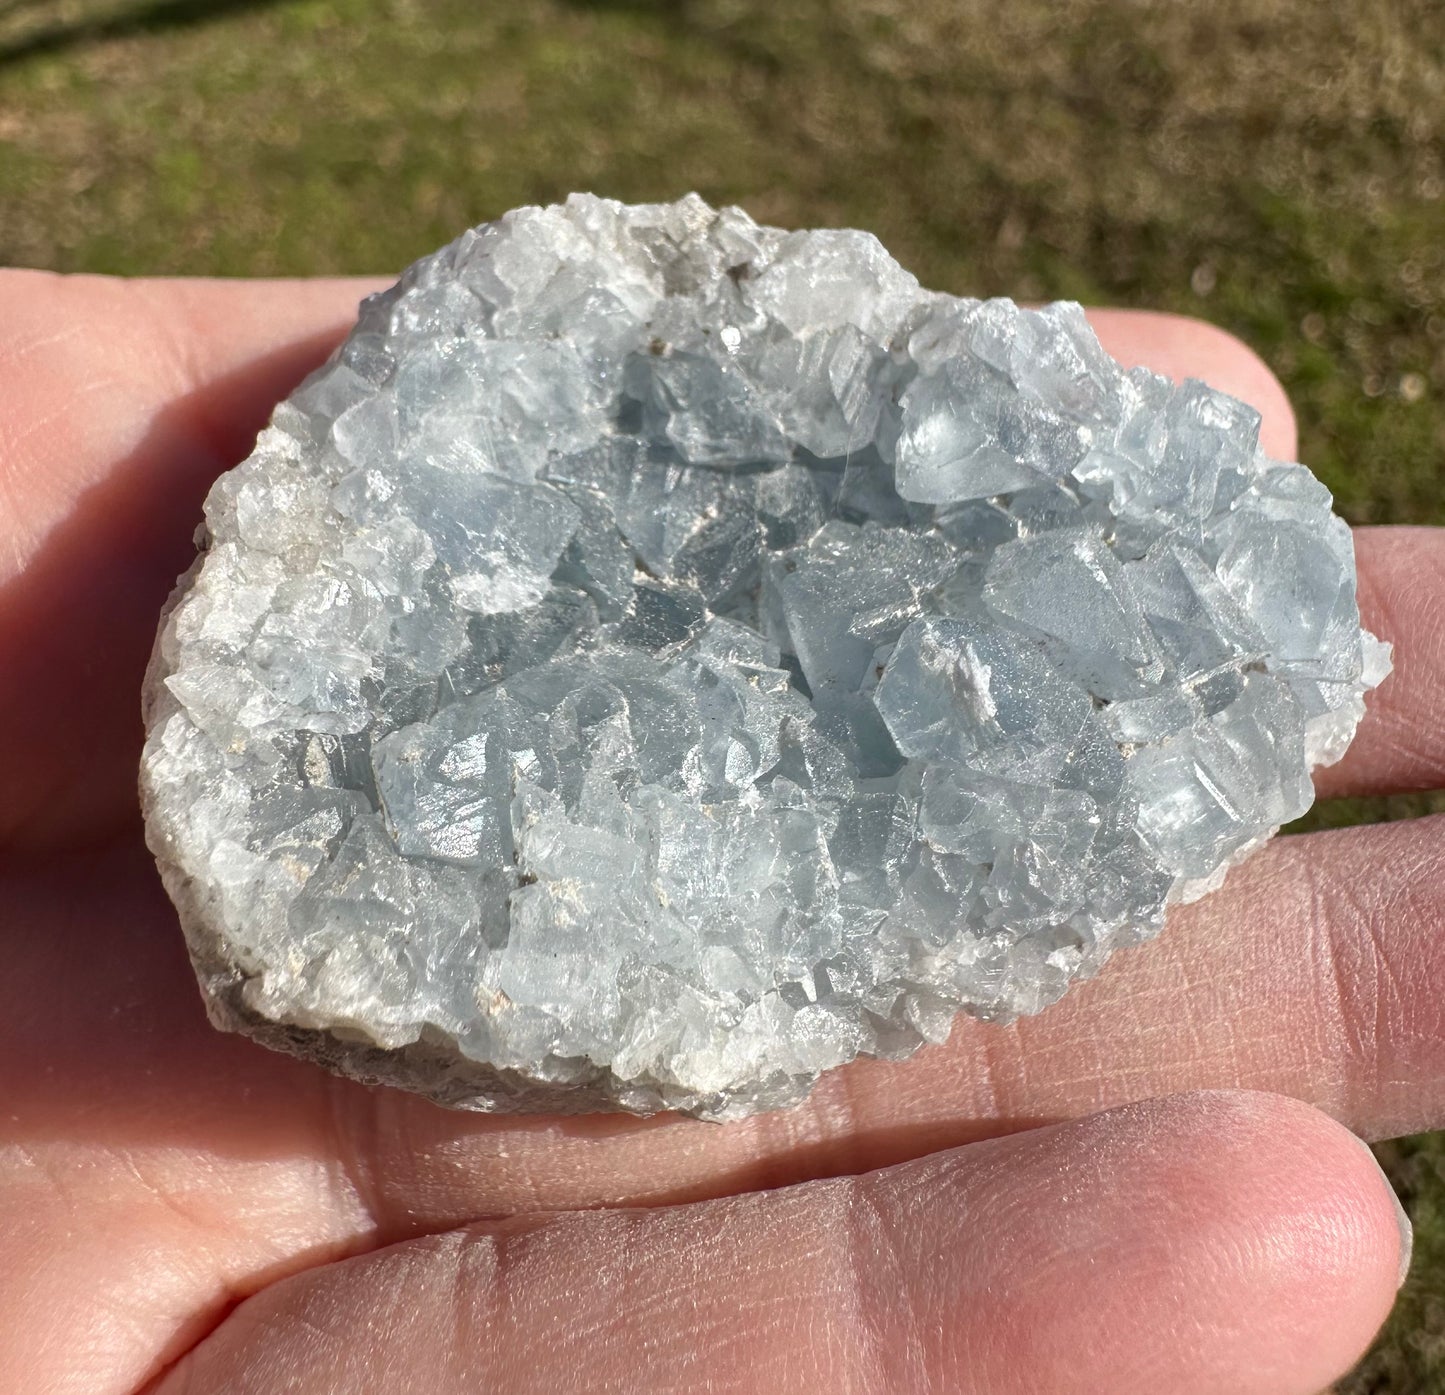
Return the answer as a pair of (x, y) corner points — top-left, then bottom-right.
(141, 194), (1388, 1121)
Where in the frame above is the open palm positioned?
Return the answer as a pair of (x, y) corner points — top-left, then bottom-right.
(2, 271), (1440, 1394)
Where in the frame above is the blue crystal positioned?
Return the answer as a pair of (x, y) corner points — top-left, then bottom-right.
(142, 194), (1387, 1120)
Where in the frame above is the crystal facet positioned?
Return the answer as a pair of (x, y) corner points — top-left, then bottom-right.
(140, 194), (1388, 1120)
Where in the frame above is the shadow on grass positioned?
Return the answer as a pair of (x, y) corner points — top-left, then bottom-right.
(0, 0), (290, 68)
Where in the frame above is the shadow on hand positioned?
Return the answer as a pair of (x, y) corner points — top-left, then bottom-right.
(0, 313), (347, 847)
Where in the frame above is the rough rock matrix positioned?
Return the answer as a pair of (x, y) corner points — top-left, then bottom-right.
(141, 194), (1387, 1120)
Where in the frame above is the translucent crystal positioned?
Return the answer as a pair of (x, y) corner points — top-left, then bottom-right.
(141, 194), (1387, 1121)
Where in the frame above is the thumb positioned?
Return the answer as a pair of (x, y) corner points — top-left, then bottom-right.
(144, 1091), (1405, 1395)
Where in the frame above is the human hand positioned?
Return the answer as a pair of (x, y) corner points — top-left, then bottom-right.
(1, 271), (1437, 1394)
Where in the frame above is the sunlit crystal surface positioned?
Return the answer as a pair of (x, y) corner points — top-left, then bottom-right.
(141, 194), (1388, 1120)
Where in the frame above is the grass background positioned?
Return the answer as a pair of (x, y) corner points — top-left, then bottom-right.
(0, 0), (1441, 1385)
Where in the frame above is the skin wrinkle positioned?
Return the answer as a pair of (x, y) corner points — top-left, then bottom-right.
(0, 315), (91, 370)
(447, 1226), (500, 1387)
(95, 1150), (355, 1393)
(1333, 840), (1445, 1131)
(0, 295), (173, 547)
(0, 357), (95, 542)
(717, 1193), (845, 1385)
(101, 1150), (255, 1353)
(814, 1226), (884, 1395)
(1304, 841), (1381, 1120)
(109, 1148), (238, 1246)
(1239, 857), (1330, 1096)
(828, 1052), (873, 1188)
(1369, 873), (1427, 1069)
(16, 1211), (192, 1395)
(1, 371), (121, 492)
(1190, 919), (1249, 1088)
(773, 1067), (872, 1192)
(1, 1136), (98, 1236)
(1351, 882), (1400, 1107)
(139, 282), (222, 416)
(317, 1072), (389, 1246)
(844, 1176), (926, 1395)
(712, 1185), (869, 1391)
(1169, 926), (1233, 1073)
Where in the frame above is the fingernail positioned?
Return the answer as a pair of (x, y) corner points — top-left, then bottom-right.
(1358, 1135), (1412, 1289)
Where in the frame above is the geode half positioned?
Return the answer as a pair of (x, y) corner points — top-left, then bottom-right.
(141, 194), (1387, 1121)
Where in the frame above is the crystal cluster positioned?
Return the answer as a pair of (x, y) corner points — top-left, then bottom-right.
(141, 194), (1387, 1120)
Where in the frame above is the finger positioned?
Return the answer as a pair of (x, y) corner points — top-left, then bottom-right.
(0, 271), (385, 847)
(139, 1092), (1403, 1395)
(2, 809), (1442, 1377)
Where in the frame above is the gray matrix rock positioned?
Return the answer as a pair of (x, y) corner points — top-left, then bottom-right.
(141, 194), (1387, 1120)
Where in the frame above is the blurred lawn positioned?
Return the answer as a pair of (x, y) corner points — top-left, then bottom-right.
(0, 0), (1441, 1386)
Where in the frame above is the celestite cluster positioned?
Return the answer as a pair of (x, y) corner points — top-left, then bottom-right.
(141, 194), (1387, 1120)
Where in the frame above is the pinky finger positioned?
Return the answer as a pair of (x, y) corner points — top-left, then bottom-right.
(142, 1091), (1405, 1395)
